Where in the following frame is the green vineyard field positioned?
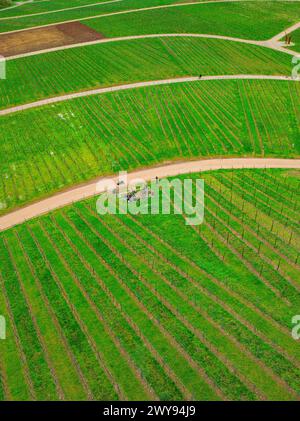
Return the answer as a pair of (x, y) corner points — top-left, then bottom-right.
(0, 169), (299, 400)
(1, 79), (299, 214)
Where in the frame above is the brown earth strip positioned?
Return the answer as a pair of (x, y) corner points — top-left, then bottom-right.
(0, 22), (104, 57)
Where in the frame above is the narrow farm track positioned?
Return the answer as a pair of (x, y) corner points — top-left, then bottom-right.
(0, 158), (299, 232)
(0, 75), (296, 116)
(266, 20), (300, 53)
(6, 32), (298, 61)
(0, 0), (123, 21)
(271, 20), (300, 42)
(1, 0), (300, 36)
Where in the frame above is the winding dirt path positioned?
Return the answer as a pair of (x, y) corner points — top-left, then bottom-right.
(0, 158), (299, 232)
(6, 32), (296, 61)
(0, 0), (43, 13)
(270, 20), (300, 42)
(266, 20), (300, 53)
(0, 74), (295, 116)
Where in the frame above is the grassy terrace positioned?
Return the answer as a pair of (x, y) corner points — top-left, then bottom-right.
(0, 0), (179, 32)
(0, 37), (292, 109)
(0, 79), (299, 215)
(0, 1), (300, 35)
(0, 169), (299, 400)
(0, 0), (129, 16)
(85, 1), (300, 41)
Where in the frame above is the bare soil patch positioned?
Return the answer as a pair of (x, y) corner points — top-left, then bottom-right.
(0, 22), (104, 57)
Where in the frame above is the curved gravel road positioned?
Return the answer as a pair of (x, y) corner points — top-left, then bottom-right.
(0, 158), (299, 232)
(6, 32), (298, 61)
(0, 74), (296, 116)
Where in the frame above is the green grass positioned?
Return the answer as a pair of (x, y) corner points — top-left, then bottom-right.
(0, 79), (299, 215)
(1, 1), (300, 35)
(85, 1), (300, 41)
(0, 0), (180, 32)
(0, 37), (292, 109)
(0, 168), (299, 400)
(0, 0), (122, 17)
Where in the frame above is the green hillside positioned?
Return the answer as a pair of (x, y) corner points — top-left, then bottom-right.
(1, 80), (299, 214)
(0, 169), (299, 400)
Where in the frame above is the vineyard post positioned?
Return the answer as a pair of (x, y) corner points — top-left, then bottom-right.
(260, 263), (263, 276)
(277, 259), (281, 271)
(268, 198), (272, 216)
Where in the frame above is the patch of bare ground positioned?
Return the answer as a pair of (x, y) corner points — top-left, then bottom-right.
(0, 22), (104, 57)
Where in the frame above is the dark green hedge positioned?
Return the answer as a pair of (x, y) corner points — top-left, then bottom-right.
(0, 0), (12, 9)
